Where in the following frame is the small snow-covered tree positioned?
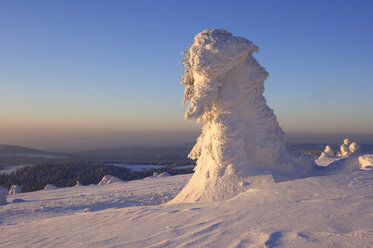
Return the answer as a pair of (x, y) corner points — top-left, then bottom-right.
(349, 142), (360, 153)
(321, 145), (334, 157)
(8, 185), (21, 195)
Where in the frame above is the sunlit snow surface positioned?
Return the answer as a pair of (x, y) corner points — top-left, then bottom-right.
(1, 170), (373, 248)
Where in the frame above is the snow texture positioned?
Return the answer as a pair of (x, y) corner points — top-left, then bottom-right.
(1, 171), (373, 248)
(174, 29), (314, 203)
(8, 185), (21, 195)
(98, 175), (124, 186)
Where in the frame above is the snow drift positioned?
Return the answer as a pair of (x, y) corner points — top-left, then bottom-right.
(172, 29), (314, 203)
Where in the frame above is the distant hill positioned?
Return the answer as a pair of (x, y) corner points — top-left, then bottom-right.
(78, 143), (195, 163)
(2, 142), (372, 168)
(0, 145), (88, 167)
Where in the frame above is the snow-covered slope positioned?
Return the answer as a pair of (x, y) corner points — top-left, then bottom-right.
(1, 170), (372, 247)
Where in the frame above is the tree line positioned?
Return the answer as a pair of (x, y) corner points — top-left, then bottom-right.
(0, 160), (194, 193)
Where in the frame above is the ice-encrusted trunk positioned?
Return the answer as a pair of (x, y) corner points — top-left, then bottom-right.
(172, 29), (313, 203)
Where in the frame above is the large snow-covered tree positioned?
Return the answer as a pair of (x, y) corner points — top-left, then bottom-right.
(172, 29), (314, 202)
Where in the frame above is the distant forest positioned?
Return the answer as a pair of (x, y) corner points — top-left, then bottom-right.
(0, 161), (194, 193)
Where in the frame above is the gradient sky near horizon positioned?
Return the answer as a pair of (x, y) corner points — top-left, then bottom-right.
(1, 0), (373, 151)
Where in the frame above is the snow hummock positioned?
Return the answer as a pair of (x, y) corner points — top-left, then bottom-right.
(98, 175), (124, 186)
(173, 29), (313, 203)
(358, 155), (373, 170)
(0, 186), (7, 205)
(44, 184), (57, 190)
(8, 185), (21, 195)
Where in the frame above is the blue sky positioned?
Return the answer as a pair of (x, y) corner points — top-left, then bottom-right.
(1, 0), (372, 151)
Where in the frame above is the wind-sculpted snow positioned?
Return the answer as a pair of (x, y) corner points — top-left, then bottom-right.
(1, 171), (373, 248)
(174, 29), (313, 202)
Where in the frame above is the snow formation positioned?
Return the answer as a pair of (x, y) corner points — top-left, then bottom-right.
(8, 185), (21, 195)
(340, 138), (352, 157)
(98, 175), (123, 186)
(173, 29), (314, 203)
(316, 138), (362, 167)
(321, 145), (334, 157)
(0, 186), (7, 205)
(358, 155), (373, 170)
(349, 142), (360, 153)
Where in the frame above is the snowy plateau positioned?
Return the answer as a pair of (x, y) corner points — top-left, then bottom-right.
(1, 29), (373, 247)
(1, 167), (373, 247)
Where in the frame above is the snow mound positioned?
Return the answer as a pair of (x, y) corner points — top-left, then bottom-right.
(98, 175), (124, 186)
(359, 155), (373, 170)
(8, 185), (21, 195)
(44, 184), (57, 190)
(0, 186), (7, 205)
(173, 29), (314, 203)
(158, 172), (171, 178)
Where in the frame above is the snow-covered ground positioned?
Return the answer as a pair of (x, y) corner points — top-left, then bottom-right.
(1, 169), (373, 247)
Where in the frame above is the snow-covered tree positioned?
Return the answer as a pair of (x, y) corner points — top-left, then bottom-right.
(172, 29), (314, 203)
(321, 145), (334, 157)
(349, 142), (360, 154)
(8, 185), (21, 195)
